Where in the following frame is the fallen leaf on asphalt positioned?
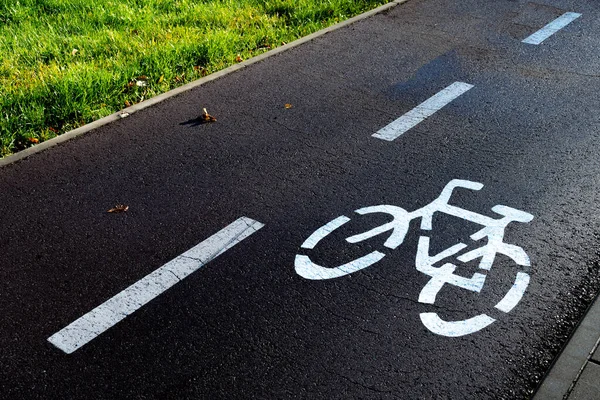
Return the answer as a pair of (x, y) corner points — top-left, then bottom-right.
(108, 204), (129, 213)
(284, 103), (293, 109)
(201, 108), (217, 122)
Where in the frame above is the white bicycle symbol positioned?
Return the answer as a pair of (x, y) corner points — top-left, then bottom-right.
(295, 179), (534, 337)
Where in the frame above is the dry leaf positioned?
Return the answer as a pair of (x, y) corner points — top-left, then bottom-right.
(235, 55), (243, 62)
(193, 66), (208, 76)
(201, 108), (217, 122)
(158, 75), (164, 83)
(108, 204), (129, 213)
(28, 137), (39, 144)
(284, 103), (293, 109)
(124, 100), (131, 107)
(71, 48), (78, 56)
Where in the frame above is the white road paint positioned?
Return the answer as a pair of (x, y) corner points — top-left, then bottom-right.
(420, 313), (496, 337)
(522, 12), (582, 45)
(495, 272), (530, 313)
(420, 272), (530, 337)
(48, 217), (264, 354)
(347, 205), (410, 249)
(416, 237), (486, 304)
(372, 82), (474, 141)
(300, 216), (350, 249)
(295, 251), (385, 280)
(296, 179), (534, 337)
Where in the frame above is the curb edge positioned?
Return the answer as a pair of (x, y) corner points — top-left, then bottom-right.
(533, 291), (600, 399)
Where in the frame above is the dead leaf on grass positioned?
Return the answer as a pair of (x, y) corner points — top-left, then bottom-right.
(194, 66), (209, 76)
(108, 204), (129, 213)
(235, 55), (243, 62)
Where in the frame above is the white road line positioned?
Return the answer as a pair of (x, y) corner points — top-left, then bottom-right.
(372, 82), (474, 141)
(522, 12), (581, 45)
(300, 216), (350, 249)
(495, 272), (530, 313)
(48, 217), (264, 354)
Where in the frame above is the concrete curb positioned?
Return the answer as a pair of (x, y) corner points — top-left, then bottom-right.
(0, 0), (409, 168)
(533, 292), (600, 399)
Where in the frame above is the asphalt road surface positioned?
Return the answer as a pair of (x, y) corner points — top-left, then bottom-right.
(2, 0), (600, 398)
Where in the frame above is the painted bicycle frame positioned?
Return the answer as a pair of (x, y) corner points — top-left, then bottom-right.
(295, 179), (533, 337)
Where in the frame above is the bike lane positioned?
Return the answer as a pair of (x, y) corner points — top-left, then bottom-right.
(1, 0), (600, 398)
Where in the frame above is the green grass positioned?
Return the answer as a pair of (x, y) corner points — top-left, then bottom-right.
(0, 0), (389, 156)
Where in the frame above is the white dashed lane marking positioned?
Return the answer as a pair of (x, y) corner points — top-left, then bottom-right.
(522, 12), (582, 45)
(372, 82), (474, 141)
(48, 217), (264, 354)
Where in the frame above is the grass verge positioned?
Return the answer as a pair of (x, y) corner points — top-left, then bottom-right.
(0, 0), (390, 156)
